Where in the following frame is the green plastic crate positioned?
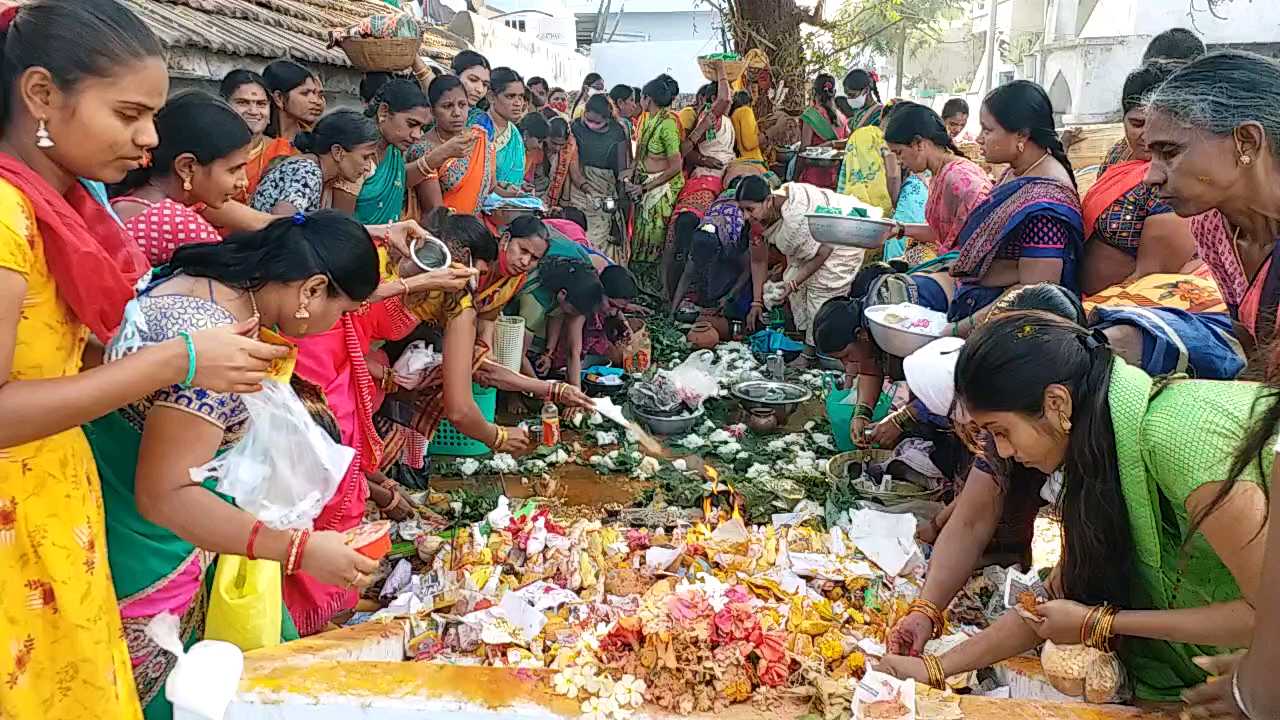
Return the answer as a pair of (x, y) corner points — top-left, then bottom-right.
(428, 383), (497, 457)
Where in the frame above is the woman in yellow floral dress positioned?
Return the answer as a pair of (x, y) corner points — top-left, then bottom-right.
(0, 3), (290, 718)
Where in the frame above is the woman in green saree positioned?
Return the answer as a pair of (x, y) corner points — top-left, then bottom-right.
(356, 79), (439, 230)
(88, 213), (382, 719)
(796, 73), (844, 189)
(878, 313), (1271, 703)
(629, 74), (685, 279)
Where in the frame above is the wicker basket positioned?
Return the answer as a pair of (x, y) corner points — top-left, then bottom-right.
(340, 36), (422, 72)
(698, 57), (748, 83)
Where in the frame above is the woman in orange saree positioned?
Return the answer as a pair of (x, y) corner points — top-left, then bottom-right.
(410, 76), (494, 215)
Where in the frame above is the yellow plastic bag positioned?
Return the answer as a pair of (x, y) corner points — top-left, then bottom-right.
(204, 555), (282, 652)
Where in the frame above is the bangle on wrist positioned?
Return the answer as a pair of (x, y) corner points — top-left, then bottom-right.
(922, 654), (947, 689)
(1232, 672), (1257, 720)
(245, 520), (264, 560)
(177, 331), (197, 387)
(908, 598), (945, 639)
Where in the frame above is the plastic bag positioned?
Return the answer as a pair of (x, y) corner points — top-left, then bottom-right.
(1040, 640), (1129, 704)
(190, 379), (353, 529)
(204, 555), (282, 653)
(392, 340), (441, 390)
(763, 280), (788, 310)
(666, 350), (721, 407)
(146, 613), (244, 720)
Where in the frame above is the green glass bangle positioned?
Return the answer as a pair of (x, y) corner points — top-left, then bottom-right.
(178, 331), (197, 387)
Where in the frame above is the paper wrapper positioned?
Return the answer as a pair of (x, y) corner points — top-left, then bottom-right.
(257, 327), (297, 383)
(854, 670), (915, 720)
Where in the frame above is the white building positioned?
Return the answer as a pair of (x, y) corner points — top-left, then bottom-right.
(574, 0), (728, 92)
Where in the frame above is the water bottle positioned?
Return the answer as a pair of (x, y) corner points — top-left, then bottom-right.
(767, 351), (786, 382)
(541, 399), (560, 447)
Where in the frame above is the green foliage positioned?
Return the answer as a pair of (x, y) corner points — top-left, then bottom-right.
(807, 0), (965, 76)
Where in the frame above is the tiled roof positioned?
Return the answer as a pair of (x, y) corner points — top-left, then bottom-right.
(119, 0), (465, 66)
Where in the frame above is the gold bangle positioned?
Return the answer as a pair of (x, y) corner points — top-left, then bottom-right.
(921, 654), (947, 689)
(398, 277), (412, 296)
(908, 598), (945, 639)
(491, 425), (508, 449)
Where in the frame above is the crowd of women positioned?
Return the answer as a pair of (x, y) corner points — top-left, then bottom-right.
(5, 1), (1280, 719)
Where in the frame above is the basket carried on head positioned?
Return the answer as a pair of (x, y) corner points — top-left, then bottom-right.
(340, 36), (422, 72)
(698, 56), (748, 83)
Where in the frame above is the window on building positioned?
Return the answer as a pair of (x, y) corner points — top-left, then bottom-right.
(505, 18), (527, 32)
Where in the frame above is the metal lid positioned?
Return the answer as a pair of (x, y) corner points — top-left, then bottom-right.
(730, 380), (812, 404)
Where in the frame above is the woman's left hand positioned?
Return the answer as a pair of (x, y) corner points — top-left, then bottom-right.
(1016, 599), (1091, 645)
(1183, 653), (1249, 719)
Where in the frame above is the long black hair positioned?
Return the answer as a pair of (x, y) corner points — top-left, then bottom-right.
(113, 90), (251, 195)
(220, 69), (268, 103)
(642, 74), (679, 109)
(489, 66), (523, 97)
(990, 282), (1087, 325)
(0, 0), (163, 128)
(364, 78), (428, 119)
(169, 209), (380, 301)
(734, 174), (771, 203)
(837, 68), (882, 120)
(883, 102), (964, 156)
(428, 74), (465, 107)
(956, 312), (1130, 606)
(812, 72), (839, 125)
(424, 207), (498, 262)
(262, 59), (316, 138)
(1121, 62), (1178, 115)
(293, 109), (379, 155)
(359, 71), (394, 106)
(450, 50), (490, 76)
(539, 257), (603, 315)
(984, 79), (1076, 187)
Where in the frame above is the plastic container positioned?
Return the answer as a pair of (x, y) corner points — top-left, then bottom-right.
(494, 316), (526, 372)
(345, 520), (393, 560)
(428, 383), (497, 457)
(824, 376), (893, 451)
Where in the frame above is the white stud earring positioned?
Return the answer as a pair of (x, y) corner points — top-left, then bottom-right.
(35, 119), (53, 149)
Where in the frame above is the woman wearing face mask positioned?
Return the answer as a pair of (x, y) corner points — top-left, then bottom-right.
(543, 87), (570, 120)
(451, 50), (495, 139)
(879, 312), (1271, 704)
(251, 109), (380, 215)
(1079, 63), (1198, 296)
(263, 59), (326, 144)
(110, 91), (252, 266)
(570, 72), (605, 121)
(220, 69), (283, 202)
(1143, 51), (1280, 353)
(87, 212), (384, 718)
(410, 75), (493, 216)
(573, 94), (632, 257)
(356, 79), (437, 229)
(0, 3), (290, 717)
(839, 68), (885, 131)
(488, 67), (530, 196)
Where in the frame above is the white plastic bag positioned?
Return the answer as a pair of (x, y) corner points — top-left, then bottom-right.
(146, 613), (243, 720)
(666, 351), (721, 407)
(392, 340), (441, 390)
(189, 379), (353, 529)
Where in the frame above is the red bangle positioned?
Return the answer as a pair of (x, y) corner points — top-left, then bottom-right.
(246, 520), (264, 560)
(294, 530), (312, 575)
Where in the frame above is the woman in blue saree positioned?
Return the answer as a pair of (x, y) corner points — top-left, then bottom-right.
(945, 80), (1084, 337)
(356, 80), (437, 235)
(487, 67), (530, 196)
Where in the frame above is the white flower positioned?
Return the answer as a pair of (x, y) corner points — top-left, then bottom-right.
(804, 420), (817, 431)
(716, 441), (742, 458)
(458, 459), (481, 476)
(590, 455), (606, 466)
(547, 448), (570, 465)
(634, 456), (660, 479)
(589, 412), (604, 426)
(766, 439), (787, 453)
(729, 423), (747, 435)
(630, 450), (642, 460)
(581, 696), (622, 720)
(673, 458), (688, 472)
(682, 433), (707, 449)
(613, 674), (647, 708)
(553, 669), (582, 698)
(736, 451), (750, 460)
(523, 459), (547, 474)
(489, 453), (519, 473)
(593, 431), (619, 447)
(582, 669), (615, 696)
(746, 463), (773, 481)
(812, 433), (835, 449)
(709, 429), (733, 444)
(784, 433), (806, 446)
(699, 420), (716, 433)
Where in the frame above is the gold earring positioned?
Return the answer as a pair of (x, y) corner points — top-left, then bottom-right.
(35, 118), (54, 149)
(294, 306), (311, 320)
(182, 176), (192, 192)
(1017, 141), (1025, 153)
(1059, 415), (1072, 434)
(1241, 154), (1253, 166)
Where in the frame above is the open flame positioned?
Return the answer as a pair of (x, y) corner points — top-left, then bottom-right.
(702, 465), (743, 524)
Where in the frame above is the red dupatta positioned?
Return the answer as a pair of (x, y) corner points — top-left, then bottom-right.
(1081, 159), (1149, 239)
(0, 153), (147, 341)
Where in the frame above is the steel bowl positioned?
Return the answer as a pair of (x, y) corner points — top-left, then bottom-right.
(631, 405), (705, 436)
(805, 213), (896, 249)
(730, 380), (813, 422)
(863, 303), (947, 358)
(409, 234), (453, 272)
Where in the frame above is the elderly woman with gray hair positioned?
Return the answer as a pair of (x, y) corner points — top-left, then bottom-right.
(1135, 49), (1280, 720)
(1144, 50), (1280, 354)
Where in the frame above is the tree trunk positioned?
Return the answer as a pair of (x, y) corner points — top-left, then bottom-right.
(894, 26), (907, 97)
(727, 0), (815, 113)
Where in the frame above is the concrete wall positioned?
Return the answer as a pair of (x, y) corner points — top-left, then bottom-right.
(591, 10), (722, 45)
(450, 11), (592, 88)
(165, 48), (364, 110)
